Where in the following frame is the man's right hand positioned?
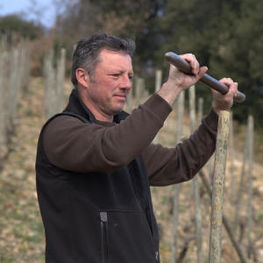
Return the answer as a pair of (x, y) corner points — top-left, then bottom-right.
(158, 53), (207, 106)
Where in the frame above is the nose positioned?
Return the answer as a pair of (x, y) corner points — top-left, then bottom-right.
(120, 75), (132, 90)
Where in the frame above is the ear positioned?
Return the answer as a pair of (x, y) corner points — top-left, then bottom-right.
(75, 68), (90, 88)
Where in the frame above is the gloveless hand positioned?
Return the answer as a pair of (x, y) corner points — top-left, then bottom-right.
(158, 53), (208, 106)
(212, 78), (238, 114)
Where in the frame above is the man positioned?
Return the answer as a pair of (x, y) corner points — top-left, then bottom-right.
(36, 33), (238, 263)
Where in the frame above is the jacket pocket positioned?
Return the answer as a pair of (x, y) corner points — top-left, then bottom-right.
(100, 212), (109, 263)
(99, 210), (157, 263)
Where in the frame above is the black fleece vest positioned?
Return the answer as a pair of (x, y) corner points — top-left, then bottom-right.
(36, 89), (160, 263)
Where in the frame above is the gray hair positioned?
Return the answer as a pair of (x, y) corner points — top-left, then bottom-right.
(71, 32), (136, 86)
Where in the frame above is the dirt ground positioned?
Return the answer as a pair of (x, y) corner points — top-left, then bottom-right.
(0, 78), (262, 262)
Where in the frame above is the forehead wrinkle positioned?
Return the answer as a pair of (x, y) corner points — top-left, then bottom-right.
(95, 49), (133, 74)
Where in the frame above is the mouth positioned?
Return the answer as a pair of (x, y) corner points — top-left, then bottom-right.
(114, 94), (127, 101)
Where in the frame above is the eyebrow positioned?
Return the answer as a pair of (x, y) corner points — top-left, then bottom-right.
(108, 70), (134, 75)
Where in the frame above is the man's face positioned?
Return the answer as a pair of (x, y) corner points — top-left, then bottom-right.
(84, 49), (133, 121)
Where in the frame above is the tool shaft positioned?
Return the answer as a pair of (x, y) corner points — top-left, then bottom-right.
(165, 52), (246, 103)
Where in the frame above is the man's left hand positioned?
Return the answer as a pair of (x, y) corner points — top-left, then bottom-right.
(212, 78), (238, 114)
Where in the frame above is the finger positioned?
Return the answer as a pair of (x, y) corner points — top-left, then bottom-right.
(196, 66), (208, 80)
(224, 80), (238, 95)
(219, 78), (239, 97)
(219, 77), (234, 87)
(211, 87), (222, 97)
(230, 82), (238, 97)
(233, 82), (238, 95)
(188, 55), (199, 75)
(181, 53), (200, 75)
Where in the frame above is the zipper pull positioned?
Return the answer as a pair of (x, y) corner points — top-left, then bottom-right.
(100, 212), (108, 222)
(155, 251), (159, 262)
(100, 212), (108, 263)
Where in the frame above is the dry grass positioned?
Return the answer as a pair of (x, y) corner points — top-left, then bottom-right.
(0, 77), (46, 262)
(149, 103), (263, 263)
(0, 79), (262, 262)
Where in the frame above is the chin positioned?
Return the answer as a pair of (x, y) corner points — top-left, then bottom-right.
(111, 105), (124, 115)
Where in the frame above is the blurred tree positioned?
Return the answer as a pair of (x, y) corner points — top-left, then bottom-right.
(55, 0), (163, 38)
(49, 0), (263, 126)
(158, 0), (263, 126)
(53, 0), (164, 85)
(0, 15), (43, 40)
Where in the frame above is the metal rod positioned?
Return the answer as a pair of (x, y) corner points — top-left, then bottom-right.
(164, 52), (246, 103)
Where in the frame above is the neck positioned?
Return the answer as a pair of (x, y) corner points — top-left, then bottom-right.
(93, 110), (113, 122)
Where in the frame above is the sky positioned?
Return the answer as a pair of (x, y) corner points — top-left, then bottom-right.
(0, 0), (57, 27)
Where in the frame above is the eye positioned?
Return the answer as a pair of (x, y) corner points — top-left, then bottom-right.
(129, 74), (134, 80)
(111, 73), (121, 79)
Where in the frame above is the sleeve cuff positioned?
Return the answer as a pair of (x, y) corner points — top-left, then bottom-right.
(202, 109), (219, 132)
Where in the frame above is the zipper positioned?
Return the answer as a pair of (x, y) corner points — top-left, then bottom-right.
(100, 212), (109, 263)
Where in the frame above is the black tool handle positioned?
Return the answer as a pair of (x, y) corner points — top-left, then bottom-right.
(165, 52), (246, 103)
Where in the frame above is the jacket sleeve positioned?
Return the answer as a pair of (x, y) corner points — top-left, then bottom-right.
(42, 94), (172, 173)
(142, 110), (218, 186)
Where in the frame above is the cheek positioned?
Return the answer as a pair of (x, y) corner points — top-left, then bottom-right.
(97, 85), (115, 103)
(93, 78), (117, 101)
(101, 81), (117, 94)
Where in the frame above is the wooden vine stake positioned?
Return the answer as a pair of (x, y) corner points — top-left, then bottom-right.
(200, 170), (248, 263)
(228, 112), (235, 203)
(209, 110), (230, 263)
(233, 124), (249, 233)
(171, 91), (185, 263)
(189, 86), (203, 263)
(44, 48), (66, 119)
(155, 69), (162, 93)
(153, 70), (162, 144)
(246, 115), (254, 259)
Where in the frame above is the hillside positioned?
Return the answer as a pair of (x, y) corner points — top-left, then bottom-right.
(0, 77), (262, 262)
